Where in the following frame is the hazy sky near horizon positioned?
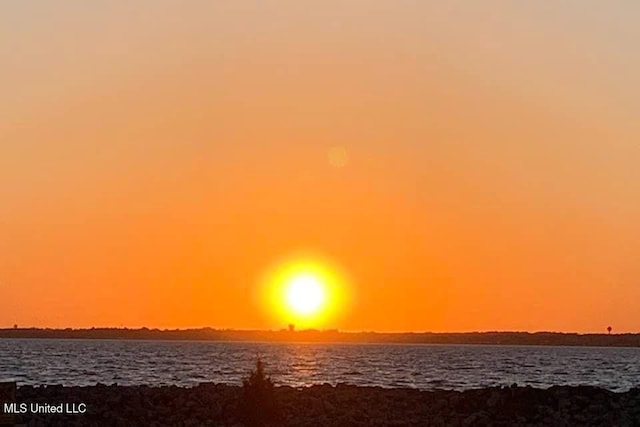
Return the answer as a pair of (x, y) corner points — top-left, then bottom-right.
(2, 2), (639, 332)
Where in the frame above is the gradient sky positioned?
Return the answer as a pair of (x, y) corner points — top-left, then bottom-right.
(2, 2), (639, 332)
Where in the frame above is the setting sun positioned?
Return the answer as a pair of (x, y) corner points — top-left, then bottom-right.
(285, 274), (326, 316)
(260, 254), (350, 329)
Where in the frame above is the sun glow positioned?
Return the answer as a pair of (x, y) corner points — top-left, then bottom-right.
(260, 255), (349, 328)
(285, 274), (326, 316)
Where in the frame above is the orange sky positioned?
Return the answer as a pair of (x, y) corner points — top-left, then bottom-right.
(2, 2), (639, 332)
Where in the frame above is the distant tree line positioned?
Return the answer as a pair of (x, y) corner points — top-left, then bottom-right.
(1, 327), (640, 347)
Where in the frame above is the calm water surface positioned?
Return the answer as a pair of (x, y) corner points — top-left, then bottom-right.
(1, 339), (639, 391)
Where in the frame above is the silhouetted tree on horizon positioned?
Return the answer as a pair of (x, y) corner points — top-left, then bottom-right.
(607, 326), (612, 335)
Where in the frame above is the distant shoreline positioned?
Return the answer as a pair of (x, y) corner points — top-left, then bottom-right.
(1, 328), (639, 347)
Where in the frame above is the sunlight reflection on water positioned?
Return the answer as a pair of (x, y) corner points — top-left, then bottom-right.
(1, 339), (639, 391)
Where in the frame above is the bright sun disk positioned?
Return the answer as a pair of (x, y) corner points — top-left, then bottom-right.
(261, 255), (349, 328)
(285, 274), (326, 316)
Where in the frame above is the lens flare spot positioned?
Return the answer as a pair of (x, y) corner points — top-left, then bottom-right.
(328, 146), (349, 168)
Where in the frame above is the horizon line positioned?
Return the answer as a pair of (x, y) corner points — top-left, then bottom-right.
(1, 326), (635, 335)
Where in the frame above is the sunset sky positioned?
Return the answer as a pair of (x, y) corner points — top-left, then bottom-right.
(2, 2), (639, 332)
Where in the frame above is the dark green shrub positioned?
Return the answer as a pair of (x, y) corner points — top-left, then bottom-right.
(240, 359), (281, 426)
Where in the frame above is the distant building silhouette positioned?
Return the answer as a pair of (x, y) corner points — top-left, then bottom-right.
(288, 324), (295, 332)
(607, 326), (612, 335)
(13, 324), (17, 329)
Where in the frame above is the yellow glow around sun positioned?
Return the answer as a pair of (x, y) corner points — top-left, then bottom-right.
(260, 255), (349, 329)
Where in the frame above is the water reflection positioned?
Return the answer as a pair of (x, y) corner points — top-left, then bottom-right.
(1, 339), (639, 391)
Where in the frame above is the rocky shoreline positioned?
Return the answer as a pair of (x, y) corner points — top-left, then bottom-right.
(9, 383), (640, 426)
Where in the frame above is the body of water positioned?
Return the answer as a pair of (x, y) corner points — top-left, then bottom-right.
(2, 339), (639, 391)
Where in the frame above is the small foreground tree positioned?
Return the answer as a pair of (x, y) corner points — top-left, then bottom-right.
(240, 359), (280, 426)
